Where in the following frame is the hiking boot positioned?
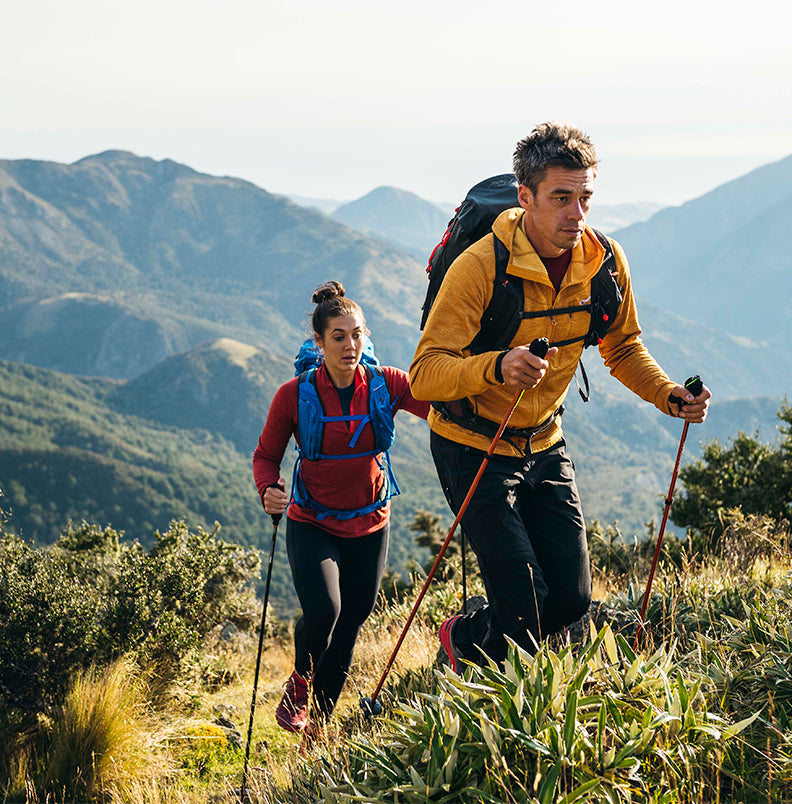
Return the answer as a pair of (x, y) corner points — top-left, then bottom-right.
(275, 670), (309, 732)
(437, 595), (487, 671)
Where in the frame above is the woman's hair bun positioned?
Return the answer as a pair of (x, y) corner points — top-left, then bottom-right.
(312, 280), (346, 305)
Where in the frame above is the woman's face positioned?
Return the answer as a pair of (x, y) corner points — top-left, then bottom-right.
(315, 311), (366, 387)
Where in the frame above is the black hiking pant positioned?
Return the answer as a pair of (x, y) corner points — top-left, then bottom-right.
(431, 431), (591, 664)
(286, 519), (388, 717)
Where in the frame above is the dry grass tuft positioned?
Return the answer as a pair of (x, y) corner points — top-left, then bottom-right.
(44, 658), (163, 801)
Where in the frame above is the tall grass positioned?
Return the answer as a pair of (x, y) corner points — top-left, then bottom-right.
(43, 659), (157, 801)
(5, 513), (792, 802)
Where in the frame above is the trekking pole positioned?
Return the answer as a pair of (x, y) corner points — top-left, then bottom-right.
(633, 377), (703, 651)
(360, 338), (549, 717)
(241, 485), (284, 803)
(461, 530), (468, 614)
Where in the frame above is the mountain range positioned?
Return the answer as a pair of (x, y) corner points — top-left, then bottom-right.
(0, 151), (424, 375)
(289, 189), (664, 260)
(616, 154), (792, 347)
(1, 149), (789, 610)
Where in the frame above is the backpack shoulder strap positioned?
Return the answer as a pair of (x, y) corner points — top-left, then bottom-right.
(296, 368), (324, 461)
(466, 235), (524, 354)
(585, 229), (622, 347)
(365, 364), (396, 454)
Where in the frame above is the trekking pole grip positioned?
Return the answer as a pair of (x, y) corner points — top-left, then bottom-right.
(669, 375), (703, 409)
(529, 337), (550, 359)
(685, 376), (703, 397)
(271, 482), (285, 527)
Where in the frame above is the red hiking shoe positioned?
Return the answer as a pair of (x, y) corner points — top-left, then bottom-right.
(438, 615), (463, 673)
(275, 670), (310, 732)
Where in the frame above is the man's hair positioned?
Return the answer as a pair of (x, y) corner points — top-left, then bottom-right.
(513, 122), (598, 194)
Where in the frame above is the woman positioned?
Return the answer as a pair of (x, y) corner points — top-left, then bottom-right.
(252, 281), (429, 737)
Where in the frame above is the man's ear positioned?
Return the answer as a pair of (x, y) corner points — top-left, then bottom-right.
(517, 184), (534, 212)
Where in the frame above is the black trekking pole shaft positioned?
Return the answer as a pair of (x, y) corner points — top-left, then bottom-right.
(365, 388), (526, 707)
(241, 508), (282, 802)
(461, 530), (468, 614)
(633, 376), (703, 651)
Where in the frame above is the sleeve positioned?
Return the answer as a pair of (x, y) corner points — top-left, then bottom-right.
(382, 366), (431, 420)
(252, 380), (298, 502)
(598, 239), (678, 415)
(409, 248), (502, 401)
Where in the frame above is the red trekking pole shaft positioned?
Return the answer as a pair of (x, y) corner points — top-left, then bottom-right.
(361, 339), (550, 713)
(633, 376), (703, 650)
(366, 389), (524, 706)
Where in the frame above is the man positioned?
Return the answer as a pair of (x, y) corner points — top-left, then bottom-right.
(409, 122), (710, 669)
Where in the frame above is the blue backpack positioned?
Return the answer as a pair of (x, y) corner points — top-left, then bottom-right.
(293, 336), (380, 375)
(290, 339), (400, 521)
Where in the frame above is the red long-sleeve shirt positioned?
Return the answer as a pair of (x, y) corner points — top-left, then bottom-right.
(252, 364), (429, 538)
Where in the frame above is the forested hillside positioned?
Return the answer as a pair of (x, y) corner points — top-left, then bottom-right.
(0, 355), (443, 611)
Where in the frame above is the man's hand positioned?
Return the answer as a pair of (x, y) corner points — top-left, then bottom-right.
(263, 480), (288, 516)
(500, 345), (559, 389)
(670, 383), (711, 423)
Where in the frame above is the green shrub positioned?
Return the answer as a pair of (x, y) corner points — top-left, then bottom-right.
(673, 400), (792, 547)
(0, 519), (260, 715)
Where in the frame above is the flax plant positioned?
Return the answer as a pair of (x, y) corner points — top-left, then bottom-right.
(279, 625), (755, 803)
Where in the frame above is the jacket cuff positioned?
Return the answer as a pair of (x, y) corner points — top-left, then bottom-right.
(494, 350), (509, 384)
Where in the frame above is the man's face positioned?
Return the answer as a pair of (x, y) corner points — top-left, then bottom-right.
(518, 166), (595, 258)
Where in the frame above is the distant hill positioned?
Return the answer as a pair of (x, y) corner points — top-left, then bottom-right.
(0, 151), (426, 376)
(285, 194), (347, 215)
(332, 186), (451, 261)
(587, 201), (666, 234)
(614, 154), (792, 344)
(0, 293), (231, 379)
(110, 338), (292, 452)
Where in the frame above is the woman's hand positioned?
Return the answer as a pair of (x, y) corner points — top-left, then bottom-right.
(263, 480), (288, 516)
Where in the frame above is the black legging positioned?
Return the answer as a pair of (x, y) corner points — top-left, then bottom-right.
(286, 518), (389, 717)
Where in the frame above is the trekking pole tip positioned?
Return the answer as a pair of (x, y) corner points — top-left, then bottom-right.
(359, 696), (383, 717)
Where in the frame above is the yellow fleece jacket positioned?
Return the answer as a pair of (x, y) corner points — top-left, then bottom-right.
(409, 208), (677, 456)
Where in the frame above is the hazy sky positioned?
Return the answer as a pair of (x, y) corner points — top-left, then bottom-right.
(2, 0), (790, 207)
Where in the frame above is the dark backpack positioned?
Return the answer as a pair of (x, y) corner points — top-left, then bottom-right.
(420, 173), (622, 354)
